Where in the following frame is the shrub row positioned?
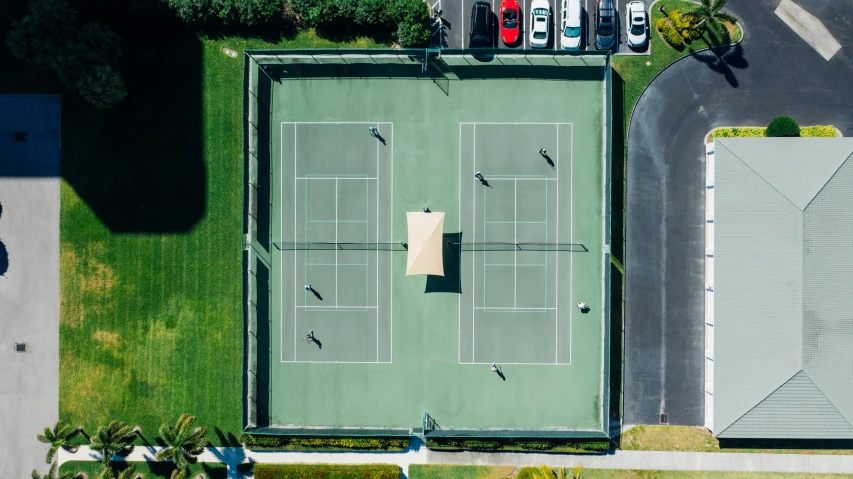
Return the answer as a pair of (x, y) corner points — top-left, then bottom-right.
(163, 0), (283, 27)
(241, 434), (409, 451)
(254, 464), (400, 479)
(710, 125), (837, 140)
(288, 0), (431, 47)
(656, 17), (684, 50)
(426, 437), (611, 453)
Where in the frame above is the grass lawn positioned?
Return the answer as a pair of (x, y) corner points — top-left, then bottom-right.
(621, 426), (853, 455)
(0, 0), (388, 446)
(409, 465), (518, 479)
(415, 466), (853, 479)
(59, 461), (228, 479)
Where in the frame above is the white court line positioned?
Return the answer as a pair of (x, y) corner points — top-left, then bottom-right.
(472, 123), (477, 362)
(281, 121), (395, 365)
(459, 122), (569, 125)
(458, 122), (462, 364)
(485, 177), (557, 181)
(476, 307), (557, 311)
(556, 123), (560, 364)
(335, 178), (339, 307)
(372, 123), (380, 362)
(282, 360), (392, 364)
(569, 123), (573, 365)
(297, 305), (378, 309)
(296, 177), (379, 180)
(389, 122), (394, 363)
(514, 177), (517, 308)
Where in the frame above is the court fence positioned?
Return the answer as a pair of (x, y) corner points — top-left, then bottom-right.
(242, 49), (612, 439)
(272, 241), (588, 252)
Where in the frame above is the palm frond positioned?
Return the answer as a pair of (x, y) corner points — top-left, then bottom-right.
(116, 464), (136, 479)
(32, 469), (41, 479)
(711, 0), (728, 13)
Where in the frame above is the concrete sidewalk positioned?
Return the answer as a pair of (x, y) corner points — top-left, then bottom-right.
(60, 444), (853, 477)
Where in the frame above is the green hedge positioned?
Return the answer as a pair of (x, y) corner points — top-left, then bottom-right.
(426, 437), (611, 453)
(656, 17), (684, 50)
(241, 434), (409, 451)
(767, 116), (801, 137)
(710, 125), (837, 140)
(254, 464), (400, 479)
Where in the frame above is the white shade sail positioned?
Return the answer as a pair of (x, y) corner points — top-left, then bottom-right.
(406, 212), (445, 276)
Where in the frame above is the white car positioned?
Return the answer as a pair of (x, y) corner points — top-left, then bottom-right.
(625, 1), (648, 48)
(560, 0), (582, 50)
(529, 0), (551, 48)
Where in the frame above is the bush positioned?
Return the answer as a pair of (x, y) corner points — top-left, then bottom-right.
(766, 116), (801, 137)
(656, 17), (684, 50)
(799, 125), (837, 137)
(254, 464), (399, 479)
(668, 10), (700, 42)
(710, 125), (837, 140)
(392, 0), (430, 47)
(241, 434), (409, 451)
(426, 437), (611, 453)
(164, 0), (282, 26)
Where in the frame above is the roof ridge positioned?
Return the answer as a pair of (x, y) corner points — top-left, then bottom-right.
(716, 369), (801, 437)
(800, 370), (853, 431)
(802, 150), (853, 211)
(715, 140), (802, 211)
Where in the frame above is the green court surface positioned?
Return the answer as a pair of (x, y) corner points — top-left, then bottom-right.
(252, 53), (610, 435)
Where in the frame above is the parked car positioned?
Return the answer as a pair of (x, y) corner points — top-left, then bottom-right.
(470, 1), (493, 46)
(560, 0), (582, 50)
(529, 0), (551, 48)
(594, 0), (616, 50)
(500, 0), (521, 45)
(625, 1), (648, 48)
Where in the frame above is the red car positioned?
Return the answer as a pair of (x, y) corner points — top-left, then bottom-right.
(500, 0), (520, 45)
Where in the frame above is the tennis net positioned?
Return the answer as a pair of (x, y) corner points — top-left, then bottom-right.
(274, 242), (587, 252)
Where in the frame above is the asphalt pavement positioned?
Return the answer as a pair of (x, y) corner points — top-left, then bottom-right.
(624, 0), (853, 426)
(436, 0), (650, 54)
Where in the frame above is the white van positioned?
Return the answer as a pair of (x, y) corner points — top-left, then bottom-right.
(561, 0), (582, 50)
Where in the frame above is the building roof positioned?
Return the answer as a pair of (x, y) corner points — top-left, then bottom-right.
(714, 138), (853, 439)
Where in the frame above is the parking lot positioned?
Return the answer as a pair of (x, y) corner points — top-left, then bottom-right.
(433, 0), (649, 55)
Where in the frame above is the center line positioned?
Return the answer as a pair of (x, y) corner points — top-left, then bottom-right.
(514, 177), (518, 308)
(335, 177), (339, 307)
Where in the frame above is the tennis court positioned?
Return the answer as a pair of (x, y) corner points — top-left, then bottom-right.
(459, 122), (576, 365)
(249, 51), (611, 436)
(278, 122), (394, 363)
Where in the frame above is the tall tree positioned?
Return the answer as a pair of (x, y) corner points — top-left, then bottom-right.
(685, 0), (737, 32)
(36, 420), (83, 464)
(88, 421), (139, 466)
(155, 414), (209, 478)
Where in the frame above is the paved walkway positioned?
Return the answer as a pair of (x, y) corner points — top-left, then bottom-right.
(59, 443), (853, 478)
(0, 95), (61, 479)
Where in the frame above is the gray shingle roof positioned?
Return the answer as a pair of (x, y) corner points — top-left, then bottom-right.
(713, 138), (853, 439)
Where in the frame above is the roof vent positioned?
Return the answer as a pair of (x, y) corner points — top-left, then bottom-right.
(660, 413), (668, 424)
(14, 132), (27, 142)
(14, 343), (27, 352)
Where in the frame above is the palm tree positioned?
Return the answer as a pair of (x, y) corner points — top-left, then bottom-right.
(155, 414), (209, 477)
(88, 421), (139, 466)
(685, 0), (737, 32)
(37, 420), (83, 464)
(93, 464), (136, 479)
(30, 461), (74, 479)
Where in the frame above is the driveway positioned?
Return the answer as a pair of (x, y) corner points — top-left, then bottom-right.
(0, 95), (61, 478)
(624, 0), (853, 426)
